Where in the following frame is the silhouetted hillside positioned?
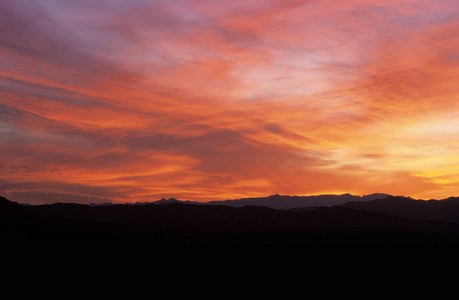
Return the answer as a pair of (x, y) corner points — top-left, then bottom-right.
(33, 200), (412, 231)
(3, 195), (459, 245)
(0, 195), (96, 241)
(154, 193), (390, 209)
(0, 195), (56, 230)
(341, 195), (459, 224)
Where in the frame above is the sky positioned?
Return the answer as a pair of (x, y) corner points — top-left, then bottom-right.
(0, 0), (458, 204)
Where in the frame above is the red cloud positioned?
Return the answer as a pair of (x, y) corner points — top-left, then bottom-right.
(1, 0), (457, 203)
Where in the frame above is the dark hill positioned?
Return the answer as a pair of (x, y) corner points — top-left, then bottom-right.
(195, 193), (390, 209)
(3, 195), (459, 245)
(28, 198), (459, 242)
(341, 195), (459, 224)
(0, 195), (94, 240)
(0, 195), (58, 229)
(31, 200), (410, 230)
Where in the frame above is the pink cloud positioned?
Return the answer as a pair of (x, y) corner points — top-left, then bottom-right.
(1, 0), (457, 203)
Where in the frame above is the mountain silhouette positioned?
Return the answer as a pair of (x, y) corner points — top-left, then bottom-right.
(0, 195), (97, 241)
(3, 195), (459, 246)
(154, 193), (390, 209)
(341, 195), (459, 224)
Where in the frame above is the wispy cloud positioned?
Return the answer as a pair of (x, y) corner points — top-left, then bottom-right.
(1, 0), (457, 203)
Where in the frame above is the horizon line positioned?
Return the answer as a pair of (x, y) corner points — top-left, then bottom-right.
(6, 192), (455, 206)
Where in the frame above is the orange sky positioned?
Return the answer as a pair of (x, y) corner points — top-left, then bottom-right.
(1, 0), (458, 204)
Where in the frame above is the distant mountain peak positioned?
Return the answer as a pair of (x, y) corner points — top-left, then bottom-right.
(154, 198), (179, 205)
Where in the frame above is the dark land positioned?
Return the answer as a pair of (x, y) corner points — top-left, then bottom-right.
(4, 194), (459, 247)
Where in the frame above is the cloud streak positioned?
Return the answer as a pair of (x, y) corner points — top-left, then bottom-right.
(1, 0), (458, 203)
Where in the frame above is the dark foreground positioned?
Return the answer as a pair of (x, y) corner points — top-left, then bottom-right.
(3, 195), (459, 249)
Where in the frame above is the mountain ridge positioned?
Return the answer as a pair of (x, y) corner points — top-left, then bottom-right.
(18, 193), (427, 210)
(17, 193), (459, 226)
(340, 195), (459, 224)
(3, 194), (459, 245)
(145, 193), (392, 209)
(199, 193), (391, 209)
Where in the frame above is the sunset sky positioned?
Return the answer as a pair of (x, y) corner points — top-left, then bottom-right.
(1, 0), (458, 204)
